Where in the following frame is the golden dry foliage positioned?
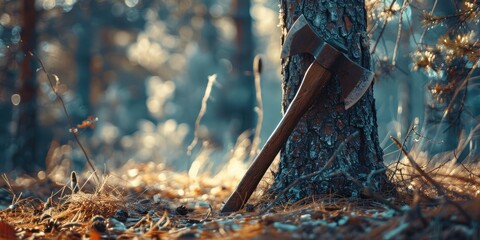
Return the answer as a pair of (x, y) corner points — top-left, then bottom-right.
(0, 152), (479, 239)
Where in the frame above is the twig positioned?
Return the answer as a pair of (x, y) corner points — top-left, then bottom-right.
(344, 170), (403, 213)
(187, 74), (217, 155)
(391, 0), (410, 66)
(461, 163), (480, 179)
(203, 204), (213, 221)
(389, 125), (415, 182)
(259, 171), (341, 215)
(30, 52), (100, 184)
(443, 61), (478, 125)
(390, 136), (472, 223)
(371, 0), (398, 54)
(249, 55), (264, 162)
(432, 172), (480, 187)
(419, 0), (439, 44)
(1, 174), (18, 205)
(391, 136), (446, 196)
(147, 210), (168, 234)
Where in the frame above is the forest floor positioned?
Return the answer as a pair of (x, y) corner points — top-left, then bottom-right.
(0, 156), (479, 239)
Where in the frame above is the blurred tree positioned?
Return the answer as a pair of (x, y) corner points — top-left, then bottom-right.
(73, 0), (95, 125)
(33, 0), (154, 170)
(268, 0), (392, 203)
(39, 0), (149, 125)
(0, 1), (18, 172)
(175, 1), (257, 149)
(225, 0), (255, 138)
(366, 0), (427, 159)
(176, 0), (224, 147)
(413, 1), (479, 160)
(0, 57), (15, 172)
(12, 0), (40, 173)
(365, 0), (479, 162)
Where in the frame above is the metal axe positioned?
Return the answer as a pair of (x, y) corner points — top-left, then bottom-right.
(221, 14), (374, 213)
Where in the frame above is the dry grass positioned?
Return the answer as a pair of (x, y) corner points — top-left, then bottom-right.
(1, 143), (479, 239)
(2, 114), (479, 239)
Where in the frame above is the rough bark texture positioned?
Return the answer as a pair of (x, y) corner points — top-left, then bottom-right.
(269, 0), (391, 203)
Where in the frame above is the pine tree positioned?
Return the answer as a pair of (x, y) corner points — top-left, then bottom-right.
(268, 0), (392, 203)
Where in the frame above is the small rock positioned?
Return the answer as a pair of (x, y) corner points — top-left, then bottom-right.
(177, 231), (199, 239)
(245, 204), (255, 212)
(7, 203), (17, 211)
(153, 194), (161, 204)
(113, 209), (128, 222)
(175, 205), (193, 216)
(273, 222), (298, 232)
(90, 215), (106, 233)
(106, 218), (127, 232)
(148, 210), (155, 216)
(337, 216), (349, 226)
(197, 201), (210, 208)
(91, 215), (105, 223)
(44, 218), (60, 233)
(300, 214), (311, 221)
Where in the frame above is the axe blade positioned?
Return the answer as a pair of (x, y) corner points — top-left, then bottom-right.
(281, 14), (374, 110)
(334, 56), (375, 109)
(281, 15), (323, 59)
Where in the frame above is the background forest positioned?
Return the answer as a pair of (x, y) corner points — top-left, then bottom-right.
(0, 0), (479, 182)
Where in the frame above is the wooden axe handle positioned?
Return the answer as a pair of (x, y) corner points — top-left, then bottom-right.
(221, 61), (332, 213)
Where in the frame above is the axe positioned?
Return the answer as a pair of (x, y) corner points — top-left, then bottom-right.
(221, 15), (374, 213)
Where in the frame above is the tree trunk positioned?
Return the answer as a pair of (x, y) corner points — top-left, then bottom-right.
(269, 0), (391, 203)
(13, 0), (39, 174)
(74, 0), (94, 125)
(227, 0), (255, 138)
(0, 37), (16, 173)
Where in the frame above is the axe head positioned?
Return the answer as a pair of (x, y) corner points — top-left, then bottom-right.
(281, 15), (374, 110)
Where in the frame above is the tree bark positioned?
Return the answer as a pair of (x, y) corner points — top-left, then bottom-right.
(269, 0), (391, 203)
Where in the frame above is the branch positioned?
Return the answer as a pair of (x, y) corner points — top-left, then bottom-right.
(390, 136), (472, 223)
(249, 55), (264, 162)
(30, 52), (100, 184)
(371, 0), (398, 54)
(390, 136), (445, 196)
(344, 170), (402, 213)
(187, 74), (217, 155)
